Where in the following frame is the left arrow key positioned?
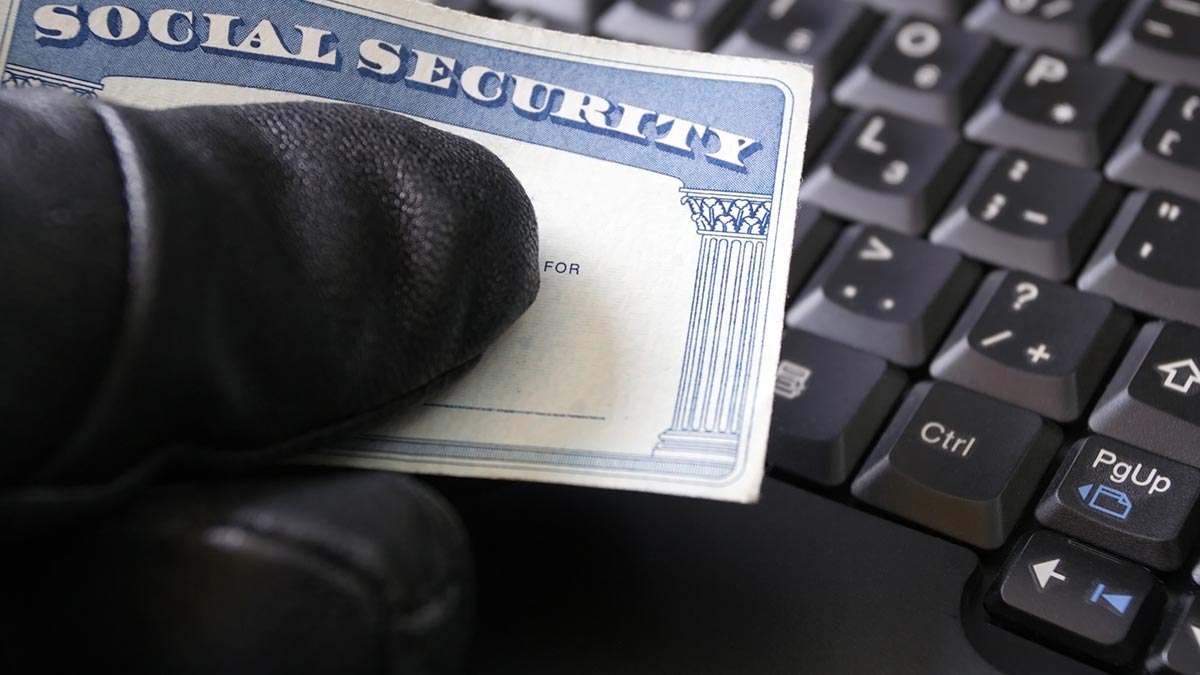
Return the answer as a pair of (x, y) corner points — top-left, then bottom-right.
(1031, 558), (1068, 590)
(988, 530), (1163, 666)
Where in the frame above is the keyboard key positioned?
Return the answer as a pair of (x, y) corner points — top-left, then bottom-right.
(716, 0), (878, 91)
(1036, 436), (1200, 571)
(1146, 594), (1200, 675)
(1106, 84), (1200, 197)
(851, 381), (1061, 548)
(850, 0), (970, 22)
(987, 530), (1164, 665)
(785, 207), (840, 300)
(931, 150), (1121, 281)
(964, 0), (1124, 58)
(931, 271), (1131, 422)
(595, 0), (748, 51)
(1098, 0), (1200, 88)
(1091, 322), (1200, 466)
(965, 50), (1145, 167)
(805, 91), (845, 171)
(833, 16), (1007, 126)
(786, 225), (979, 367)
(1078, 191), (1200, 328)
(499, 9), (583, 31)
(798, 111), (976, 234)
(768, 331), (905, 486)
(491, 0), (613, 30)
(420, 0), (491, 12)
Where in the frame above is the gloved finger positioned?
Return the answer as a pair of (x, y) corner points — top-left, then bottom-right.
(1, 469), (473, 675)
(0, 90), (539, 520)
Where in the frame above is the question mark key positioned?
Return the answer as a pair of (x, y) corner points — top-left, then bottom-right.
(931, 270), (1132, 422)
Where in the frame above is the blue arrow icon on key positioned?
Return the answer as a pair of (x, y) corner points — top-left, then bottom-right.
(1088, 583), (1134, 615)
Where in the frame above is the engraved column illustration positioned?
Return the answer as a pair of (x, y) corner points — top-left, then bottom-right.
(654, 190), (772, 467)
(1, 64), (102, 97)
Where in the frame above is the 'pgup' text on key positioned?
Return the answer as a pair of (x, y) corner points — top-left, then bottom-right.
(1094, 448), (1172, 495)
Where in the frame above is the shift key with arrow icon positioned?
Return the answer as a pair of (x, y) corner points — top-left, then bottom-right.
(987, 530), (1163, 666)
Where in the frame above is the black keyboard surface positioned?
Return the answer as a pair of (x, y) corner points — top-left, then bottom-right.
(426, 1), (1200, 672)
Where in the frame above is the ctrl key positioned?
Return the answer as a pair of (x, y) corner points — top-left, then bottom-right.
(987, 531), (1164, 666)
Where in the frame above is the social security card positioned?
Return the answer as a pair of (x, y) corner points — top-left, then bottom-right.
(0, 0), (812, 502)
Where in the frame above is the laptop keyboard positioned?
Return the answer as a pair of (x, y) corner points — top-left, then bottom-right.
(427, 0), (1200, 670)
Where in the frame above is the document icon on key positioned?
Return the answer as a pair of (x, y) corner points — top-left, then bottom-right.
(1078, 484), (1134, 520)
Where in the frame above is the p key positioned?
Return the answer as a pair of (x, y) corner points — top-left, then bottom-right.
(799, 111), (976, 234)
(1106, 84), (1200, 198)
(966, 50), (1144, 167)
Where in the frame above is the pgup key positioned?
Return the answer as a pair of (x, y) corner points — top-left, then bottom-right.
(1037, 436), (1200, 570)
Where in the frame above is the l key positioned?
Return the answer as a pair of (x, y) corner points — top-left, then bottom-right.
(799, 111), (976, 235)
(1106, 84), (1200, 198)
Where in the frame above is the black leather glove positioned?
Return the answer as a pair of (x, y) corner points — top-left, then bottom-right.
(0, 90), (539, 674)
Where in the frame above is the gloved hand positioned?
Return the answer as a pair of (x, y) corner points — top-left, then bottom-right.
(0, 89), (540, 675)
